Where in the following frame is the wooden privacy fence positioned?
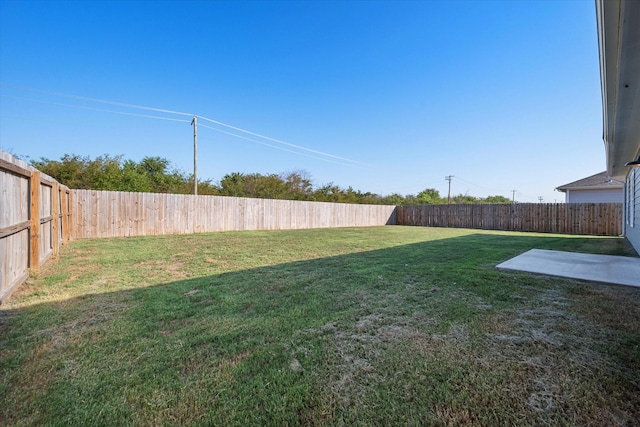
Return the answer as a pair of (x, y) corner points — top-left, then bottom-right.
(72, 190), (398, 239)
(397, 203), (623, 236)
(0, 152), (72, 302)
(0, 147), (626, 302)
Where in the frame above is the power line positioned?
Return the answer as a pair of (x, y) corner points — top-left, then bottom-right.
(198, 115), (363, 165)
(1, 95), (191, 123)
(453, 176), (541, 201)
(454, 176), (510, 196)
(2, 83), (361, 166)
(198, 123), (362, 167)
(0, 83), (193, 117)
(438, 176), (536, 202)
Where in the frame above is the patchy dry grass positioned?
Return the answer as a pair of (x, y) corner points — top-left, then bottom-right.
(1, 227), (639, 426)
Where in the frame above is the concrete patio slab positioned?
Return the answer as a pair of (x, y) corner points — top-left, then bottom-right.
(496, 249), (640, 287)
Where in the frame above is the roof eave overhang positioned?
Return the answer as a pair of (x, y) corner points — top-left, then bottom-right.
(596, 0), (640, 177)
(555, 185), (624, 192)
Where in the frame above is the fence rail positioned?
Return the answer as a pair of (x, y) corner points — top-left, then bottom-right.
(72, 190), (397, 239)
(0, 152), (72, 302)
(396, 203), (622, 236)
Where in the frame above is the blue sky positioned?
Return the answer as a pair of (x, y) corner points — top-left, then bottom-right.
(0, 0), (605, 202)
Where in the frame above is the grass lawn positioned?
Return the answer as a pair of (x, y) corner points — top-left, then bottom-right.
(1, 226), (639, 426)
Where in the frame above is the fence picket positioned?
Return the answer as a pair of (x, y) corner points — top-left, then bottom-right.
(396, 203), (622, 236)
(71, 190), (398, 238)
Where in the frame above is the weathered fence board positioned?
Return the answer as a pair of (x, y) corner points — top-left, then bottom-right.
(396, 203), (622, 236)
(72, 190), (398, 238)
(39, 180), (54, 264)
(0, 151), (72, 302)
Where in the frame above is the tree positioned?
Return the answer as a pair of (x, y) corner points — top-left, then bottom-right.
(137, 156), (172, 192)
(483, 195), (512, 204)
(416, 188), (443, 205)
(452, 194), (479, 204)
(30, 153), (216, 194)
(219, 172), (292, 199)
(313, 183), (343, 202)
(219, 172), (248, 197)
(31, 154), (89, 189)
(121, 160), (151, 192)
(30, 153), (505, 205)
(380, 193), (406, 205)
(32, 154), (127, 190)
(282, 170), (313, 200)
(91, 154), (125, 190)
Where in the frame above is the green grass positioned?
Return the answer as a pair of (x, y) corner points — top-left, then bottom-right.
(1, 226), (639, 426)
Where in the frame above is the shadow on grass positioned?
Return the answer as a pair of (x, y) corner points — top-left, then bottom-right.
(1, 230), (639, 426)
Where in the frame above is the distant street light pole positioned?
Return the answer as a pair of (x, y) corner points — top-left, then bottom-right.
(511, 189), (516, 204)
(191, 116), (198, 195)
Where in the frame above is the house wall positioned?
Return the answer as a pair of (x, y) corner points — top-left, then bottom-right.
(566, 188), (623, 203)
(624, 168), (640, 254)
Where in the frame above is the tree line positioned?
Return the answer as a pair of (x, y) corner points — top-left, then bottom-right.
(31, 154), (512, 205)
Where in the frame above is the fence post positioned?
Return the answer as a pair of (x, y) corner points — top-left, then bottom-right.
(52, 182), (60, 257)
(68, 190), (74, 240)
(29, 171), (41, 269)
(60, 189), (68, 243)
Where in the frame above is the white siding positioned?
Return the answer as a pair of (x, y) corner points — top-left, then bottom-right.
(625, 168), (640, 254)
(566, 188), (623, 203)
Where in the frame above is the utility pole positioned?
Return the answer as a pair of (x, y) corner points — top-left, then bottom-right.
(191, 115), (198, 195)
(445, 175), (454, 228)
(445, 175), (454, 205)
(511, 190), (516, 204)
(538, 196), (543, 203)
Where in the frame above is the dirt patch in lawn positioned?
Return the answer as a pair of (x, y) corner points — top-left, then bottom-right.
(296, 308), (429, 411)
(482, 284), (639, 426)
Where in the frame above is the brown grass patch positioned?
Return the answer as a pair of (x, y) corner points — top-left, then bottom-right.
(180, 348), (251, 382)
